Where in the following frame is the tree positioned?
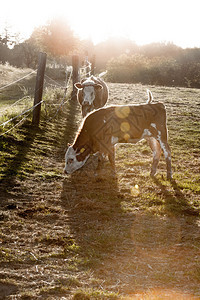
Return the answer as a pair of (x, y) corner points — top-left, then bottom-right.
(10, 40), (39, 68)
(0, 24), (17, 48)
(141, 42), (182, 59)
(0, 41), (9, 63)
(94, 37), (139, 72)
(31, 18), (78, 58)
(0, 24), (15, 63)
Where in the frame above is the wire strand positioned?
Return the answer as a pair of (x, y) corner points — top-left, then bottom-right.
(0, 96), (32, 116)
(0, 70), (36, 91)
(0, 100), (43, 127)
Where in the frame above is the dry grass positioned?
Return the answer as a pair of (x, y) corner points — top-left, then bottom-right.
(0, 79), (200, 299)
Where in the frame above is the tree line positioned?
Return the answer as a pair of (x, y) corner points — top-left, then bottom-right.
(0, 19), (77, 68)
(106, 44), (200, 88)
(1, 19), (200, 88)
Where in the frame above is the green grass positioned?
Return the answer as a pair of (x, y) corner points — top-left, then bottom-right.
(0, 70), (200, 299)
(0, 63), (68, 137)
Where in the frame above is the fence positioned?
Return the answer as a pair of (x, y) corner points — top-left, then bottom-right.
(0, 52), (95, 136)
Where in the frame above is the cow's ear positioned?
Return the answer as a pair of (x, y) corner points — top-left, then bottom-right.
(94, 84), (103, 90)
(74, 83), (83, 89)
(64, 144), (71, 152)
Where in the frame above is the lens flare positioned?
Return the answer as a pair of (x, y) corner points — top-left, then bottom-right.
(115, 106), (130, 119)
(120, 121), (130, 132)
(130, 184), (140, 197)
(124, 133), (130, 141)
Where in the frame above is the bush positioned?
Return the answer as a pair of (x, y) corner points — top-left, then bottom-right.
(106, 52), (200, 88)
(106, 54), (148, 83)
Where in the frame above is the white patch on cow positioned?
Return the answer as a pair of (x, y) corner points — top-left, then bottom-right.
(83, 86), (95, 105)
(160, 141), (169, 158)
(151, 123), (157, 129)
(64, 146), (89, 174)
(141, 129), (152, 138)
(111, 136), (119, 145)
(83, 79), (95, 85)
(101, 153), (107, 159)
(157, 131), (170, 159)
(152, 150), (157, 158)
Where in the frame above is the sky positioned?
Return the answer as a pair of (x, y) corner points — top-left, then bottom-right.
(0, 0), (199, 48)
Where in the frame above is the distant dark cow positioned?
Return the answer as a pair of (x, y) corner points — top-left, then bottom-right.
(64, 91), (172, 180)
(75, 75), (109, 117)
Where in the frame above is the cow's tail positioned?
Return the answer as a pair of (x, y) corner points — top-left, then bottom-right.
(147, 89), (153, 103)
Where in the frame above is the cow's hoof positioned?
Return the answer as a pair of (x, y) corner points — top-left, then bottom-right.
(150, 171), (156, 178)
(167, 172), (173, 181)
(167, 175), (173, 181)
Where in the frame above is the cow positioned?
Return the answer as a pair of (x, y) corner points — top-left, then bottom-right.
(64, 91), (172, 180)
(74, 75), (109, 117)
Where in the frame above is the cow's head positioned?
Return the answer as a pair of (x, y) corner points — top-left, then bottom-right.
(64, 145), (90, 174)
(75, 80), (103, 106)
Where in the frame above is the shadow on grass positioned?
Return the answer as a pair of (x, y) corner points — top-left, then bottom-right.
(0, 97), (76, 197)
(0, 123), (38, 190)
(56, 98), (80, 160)
(61, 167), (134, 268)
(152, 177), (200, 216)
(61, 169), (200, 298)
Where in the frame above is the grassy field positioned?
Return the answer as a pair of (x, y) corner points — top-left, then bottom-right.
(0, 72), (200, 299)
(0, 63), (67, 135)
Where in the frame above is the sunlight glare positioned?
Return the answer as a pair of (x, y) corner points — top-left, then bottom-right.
(1, 0), (200, 48)
(130, 184), (140, 197)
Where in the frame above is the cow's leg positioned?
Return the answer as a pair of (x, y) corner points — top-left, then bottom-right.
(157, 135), (172, 180)
(161, 141), (172, 180)
(108, 147), (116, 172)
(96, 153), (104, 170)
(147, 137), (162, 177)
(81, 106), (86, 117)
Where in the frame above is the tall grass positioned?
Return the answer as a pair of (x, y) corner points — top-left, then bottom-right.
(0, 64), (71, 135)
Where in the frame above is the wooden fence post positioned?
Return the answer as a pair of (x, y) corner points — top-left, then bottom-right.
(91, 55), (96, 75)
(85, 56), (91, 78)
(71, 55), (79, 101)
(32, 52), (47, 126)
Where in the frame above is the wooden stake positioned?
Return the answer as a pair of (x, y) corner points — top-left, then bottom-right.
(71, 55), (79, 101)
(32, 52), (47, 126)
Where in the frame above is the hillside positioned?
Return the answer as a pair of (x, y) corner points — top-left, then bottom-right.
(0, 81), (200, 299)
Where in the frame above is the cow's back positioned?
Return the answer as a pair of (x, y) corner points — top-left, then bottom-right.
(84, 103), (166, 144)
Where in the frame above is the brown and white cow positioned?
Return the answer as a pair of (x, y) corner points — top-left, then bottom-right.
(75, 75), (109, 117)
(64, 91), (172, 180)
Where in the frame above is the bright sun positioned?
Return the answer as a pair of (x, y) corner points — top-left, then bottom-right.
(1, 0), (200, 48)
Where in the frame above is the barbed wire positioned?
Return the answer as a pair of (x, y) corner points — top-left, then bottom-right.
(0, 110), (32, 137)
(0, 100), (44, 137)
(44, 74), (65, 88)
(0, 96), (32, 116)
(0, 70), (36, 91)
(0, 60), (97, 136)
(79, 58), (93, 80)
(46, 67), (73, 120)
(0, 100), (43, 128)
(65, 67), (73, 90)
(0, 64), (73, 126)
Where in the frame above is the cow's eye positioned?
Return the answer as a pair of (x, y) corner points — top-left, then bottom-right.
(68, 158), (74, 164)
